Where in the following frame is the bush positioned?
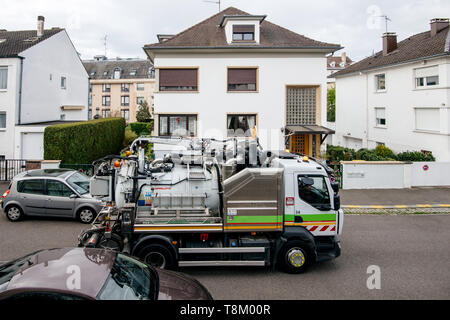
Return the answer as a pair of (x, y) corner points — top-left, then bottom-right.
(123, 126), (138, 148)
(44, 118), (126, 164)
(326, 145), (356, 162)
(375, 145), (397, 160)
(130, 121), (154, 137)
(136, 100), (152, 122)
(356, 148), (383, 161)
(397, 151), (436, 162)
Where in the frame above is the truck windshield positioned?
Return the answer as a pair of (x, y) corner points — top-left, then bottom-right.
(66, 172), (90, 195)
(97, 254), (156, 300)
(298, 175), (331, 210)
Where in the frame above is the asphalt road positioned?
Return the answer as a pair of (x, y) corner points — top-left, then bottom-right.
(0, 212), (449, 300)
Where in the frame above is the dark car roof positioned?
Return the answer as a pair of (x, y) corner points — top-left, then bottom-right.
(5, 248), (116, 298)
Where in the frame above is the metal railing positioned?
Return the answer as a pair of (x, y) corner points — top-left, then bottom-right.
(0, 159), (42, 181)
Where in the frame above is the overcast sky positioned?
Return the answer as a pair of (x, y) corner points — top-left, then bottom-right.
(1, 0), (449, 62)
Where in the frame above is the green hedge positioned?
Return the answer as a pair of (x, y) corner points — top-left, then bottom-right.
(130, 121), (154, 136)
(326, 145), (436, 163)
(44, 118), (126, 164)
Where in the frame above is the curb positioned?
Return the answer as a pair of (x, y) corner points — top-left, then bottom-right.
(342, 204), (450, 214)
(343, 204), (450, 209)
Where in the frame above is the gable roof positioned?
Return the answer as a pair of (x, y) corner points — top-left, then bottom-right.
(83, 59), (154, 80)
(144, 7), (341, 53)
(0, 28), (64, 58)
(332, 25), (450, 78)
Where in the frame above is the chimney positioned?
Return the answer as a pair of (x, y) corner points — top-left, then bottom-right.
(382, 32), (397, 55)
(37, 16), (45, 37)
(430, 18), (449, 37)
(341, 52), (347, 65)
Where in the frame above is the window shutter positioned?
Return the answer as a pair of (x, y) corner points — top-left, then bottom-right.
(159, 69), (197, 87)
(233, 25), (255, 33)
(415, 66), (439, 78)
(228, 68), (257, 85)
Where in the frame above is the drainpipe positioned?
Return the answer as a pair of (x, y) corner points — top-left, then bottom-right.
(365, 72), (369, 148)
(18, 57), (24, 125)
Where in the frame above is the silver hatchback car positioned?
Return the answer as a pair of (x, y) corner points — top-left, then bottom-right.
(1, 169), (104, 224)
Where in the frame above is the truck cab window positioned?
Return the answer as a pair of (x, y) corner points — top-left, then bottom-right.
(298, 175), (331, 210)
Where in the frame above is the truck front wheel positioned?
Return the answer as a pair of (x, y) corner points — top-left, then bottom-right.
(278, 241), (313, 274)
(136, 243), (175, 270)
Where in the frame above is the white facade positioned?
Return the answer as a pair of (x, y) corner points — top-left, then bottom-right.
(334, 56), (450, 161)
(0, 30), (88, 160)
(153, 52), (328, 152)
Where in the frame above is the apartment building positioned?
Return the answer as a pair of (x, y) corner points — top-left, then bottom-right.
(83, 57), (155, 123)
(144, 7), (341, 157)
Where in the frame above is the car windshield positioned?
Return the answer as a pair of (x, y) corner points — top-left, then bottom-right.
(97, 254), (155, 300)
(66, 172), (90, 195)
(0, 252), (39, 293)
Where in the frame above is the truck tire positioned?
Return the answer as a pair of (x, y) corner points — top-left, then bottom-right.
(278, 240), (313, 274)
(136, 243), (175, 270)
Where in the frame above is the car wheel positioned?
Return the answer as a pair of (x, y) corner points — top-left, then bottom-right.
(137, 243), (175, 270)
(77, 208), (96, 224)
(278, 240), (313, 274)
(5, 205), (23, 222)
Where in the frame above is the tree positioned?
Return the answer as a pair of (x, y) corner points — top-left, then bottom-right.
(327, 87), (336, 122)
(136, 100), (152, 123)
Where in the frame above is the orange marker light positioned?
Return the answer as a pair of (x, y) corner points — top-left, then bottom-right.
(126, 151), (131, 157)
(114, 161), (121, 168)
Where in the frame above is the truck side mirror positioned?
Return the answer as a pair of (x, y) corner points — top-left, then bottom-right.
(331, 181), (340, 194)
(334, 194), (341, 211)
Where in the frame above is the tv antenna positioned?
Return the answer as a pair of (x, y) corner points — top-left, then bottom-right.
(378, 15), (391, 33)
(203, 0), (221, 12)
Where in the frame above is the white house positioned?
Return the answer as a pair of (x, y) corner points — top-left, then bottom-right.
(0, 16), (88, 160)
(332, 18), (450, 161)
(143, 7), (341, 157)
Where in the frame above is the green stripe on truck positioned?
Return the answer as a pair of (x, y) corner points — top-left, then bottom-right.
(284, 214), (336, 222)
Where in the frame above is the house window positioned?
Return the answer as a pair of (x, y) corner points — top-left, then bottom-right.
(102, 84), (111, 92)
(61, 77), (66, 89)
(137, 83), (145, 91)
(88, 109), (92, 120)
(149, 67), (155, 79)
(159, 115), (197, 137)
(103, 71), (108, 76)
(159, 68), (198, 92)
(415, 108), (440, 132)
(130, 69), (137, 76)
(88, 94), (92, 107)
(102, 109), (111, 118)
(228, 68), (257, 92)
(114, 68), (121, 79)
(375, 74), (386, 91)
(121, 95), (130, 106)
(0, 112), (6, 129)
(102, 96), (111, 106)
(375, 108), (386, 127)
(0, 67), (8, 90)
(227, 114), (256, 137)
(232, 25), (255, 41)
(415, 66), (439, 88)
(137, 97), (145, 105)
(121, 83), (130, 92)
(121, 109), (130, 121)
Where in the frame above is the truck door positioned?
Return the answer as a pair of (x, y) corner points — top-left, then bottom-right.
(293, 174), (337, 236)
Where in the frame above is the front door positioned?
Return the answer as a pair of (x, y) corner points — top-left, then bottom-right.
(290, 134), (310, 155)
(45, 180), (76, 217)
(293, 173), (336, 236)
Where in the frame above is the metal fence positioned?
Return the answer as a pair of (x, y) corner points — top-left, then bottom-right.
(0, 159), (42, 182)
(60, 164), (94, 176)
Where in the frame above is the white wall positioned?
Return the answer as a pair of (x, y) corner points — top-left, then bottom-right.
(20, 30), (89, 124)
(0, 58), (21, 159)
(154, 52), (328, 152)
(335, 56), (450, 161)
(411, 162), (450, 187)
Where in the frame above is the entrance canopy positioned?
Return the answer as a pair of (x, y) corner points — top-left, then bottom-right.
(285, 125), (335, 135)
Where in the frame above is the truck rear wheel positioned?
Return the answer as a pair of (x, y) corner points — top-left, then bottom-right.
(278, 241), (312, 274)
(137, 243), (175, 270)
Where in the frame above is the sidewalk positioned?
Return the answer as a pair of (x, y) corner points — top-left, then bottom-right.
(340, 187), (450, 206)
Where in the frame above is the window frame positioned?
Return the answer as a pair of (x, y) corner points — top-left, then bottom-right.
(226, 113), (258, 137)
(227, 67), (259, 93)
(158, 67), (199, 92)
(60, 76), (67, 90)
(17, 179), (45, 196)
(102, 109), (111, 118)
(121, 95), (130, 106)
(0, 112), (6, 129)
(102, 96), (111, 107)
(232, 25), (255, 42)
(375, 107), (387, 128)
(375, 73), (386, 92)
(137, 97), (145, 105)
(121, 109), (130, 121)
(46, 179), (74, 198)
(121, 83), (130, 92)
(136, 83), (145, 91)
(297, 174), (332, 211)
(102, 84), (111, 93)
(0, 67), (8, 90)
(158, 114), (197, 137)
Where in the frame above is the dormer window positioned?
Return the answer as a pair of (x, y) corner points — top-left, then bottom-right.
(114, 68), (121, 79)
(232, 25), (255, 41)
(130, 69), (137, 76)
(330, 61), (336, 68)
